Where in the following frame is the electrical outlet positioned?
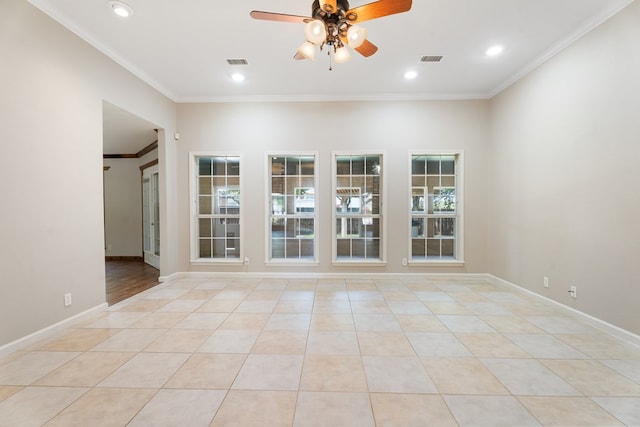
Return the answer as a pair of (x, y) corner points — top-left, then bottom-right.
(543, 276), (549, 288)
(64, 293), (72, 307)
(244, 257), (249, 266)
(402, 258), (408, 266)
(569, 285), (577, 298)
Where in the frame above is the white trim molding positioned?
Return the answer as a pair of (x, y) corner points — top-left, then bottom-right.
(0, 303), (108, 359)
(487, 274), (640, 348)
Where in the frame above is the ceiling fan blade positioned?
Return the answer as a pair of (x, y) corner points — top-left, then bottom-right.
(354, 39), (379, 57)
(319, 0), (338, 14)
(250, 11), (310, 24)
(346, 0), (412, 23)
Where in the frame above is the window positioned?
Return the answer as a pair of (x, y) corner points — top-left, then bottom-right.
(268, 154), (318, 262)
(333, 153), (384, 262)
(191, 154), (241, 262)
(410, 153), (463, 262)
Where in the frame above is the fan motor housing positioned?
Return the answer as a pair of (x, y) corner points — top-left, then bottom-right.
(312, 0), (350, 19)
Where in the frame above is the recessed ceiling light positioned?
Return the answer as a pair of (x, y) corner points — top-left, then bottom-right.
(108, 1), (133, 18)
(404, 70), (418, 80)
(485, 45), (504, 57)
(231, 73), (246, 82)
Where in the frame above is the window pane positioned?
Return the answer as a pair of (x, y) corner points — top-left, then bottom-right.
(434, 188), (456, 213)
(367, 239), (380, 258)
(297, 218), (314, 237)
(286, 239), (300, 257)
(352, 239), (365, 257)
(199, 158), (212, 176)
(199, 239), (212, 258)
(441, 218), (455, 237)
(213, 239), (226, 258)
(212, 158), (226, 176)
(272, 194), (285, 215)
(272, 239), (285, 258)
(272, 176), (285, 194)
(272, 157), (285, 175)
(199, 218), (212, 238)
(426, 239), (441, 257)
(272, 218), (285, 237)
(300, 239), (314, 257)
(412, 176), (426, 187)
(412, 239), (425, 257)
(337, 239), (351, 257)
(412, 158), (426, 175)
(365, 218), (380, 238)
(442, 239), (454, 257)
(227, 157), (240, 176)
(199, 177), (212, 195)
(366, 156), (380, 175)
(411, 218), (425, 237)
(411, 188), (425, 212)
(426, 158), (440, 175)
(441, 176), (455, 187)
(286, 157), (299, 175)
(199, 196), (212, 215)
(441, 157), (455, 175)
(300, 157), (314, 175)
(336, 157), (351, 175)
(352, 157), (365, 175)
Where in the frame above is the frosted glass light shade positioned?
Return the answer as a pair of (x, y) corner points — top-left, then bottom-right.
(297, 41), (316, 61)
(347, 25), (367, 48)
(305, 20), (327, 45)
(334, 46), (351, 63)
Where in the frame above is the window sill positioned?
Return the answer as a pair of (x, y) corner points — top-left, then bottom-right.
(331, 260), (387, 267)
(265, 260), (320, 267)
(408, 259), (465, 267)
(190, 258), (244, 266)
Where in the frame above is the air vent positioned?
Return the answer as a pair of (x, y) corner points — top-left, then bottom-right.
(226, 59), (249, 66)
(420, 55), (443, 63)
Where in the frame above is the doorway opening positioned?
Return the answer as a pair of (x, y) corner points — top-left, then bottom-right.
(103, 101), (161, 305)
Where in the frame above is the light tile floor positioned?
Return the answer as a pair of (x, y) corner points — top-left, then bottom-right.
(1, 277), (639, 426)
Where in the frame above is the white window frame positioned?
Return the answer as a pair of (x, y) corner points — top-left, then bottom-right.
(332, 151), (387, 266)
(408, 151), (464, 266)
(265, 152), (320, 266)
(189, 152), (244, 265)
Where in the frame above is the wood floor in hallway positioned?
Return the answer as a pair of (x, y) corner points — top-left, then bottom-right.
(105, 259), (160, 305)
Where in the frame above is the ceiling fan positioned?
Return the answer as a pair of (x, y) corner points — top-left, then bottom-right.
(250, 0), (413, 66)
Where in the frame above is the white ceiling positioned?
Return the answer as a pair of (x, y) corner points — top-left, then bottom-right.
(102, 101), (158, 155)
(29, 0), (632, 103)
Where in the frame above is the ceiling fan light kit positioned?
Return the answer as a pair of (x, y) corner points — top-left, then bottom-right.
(251, 0), (412, 69)
(297, 41), (317, 61)
(305, 20), (328, 44)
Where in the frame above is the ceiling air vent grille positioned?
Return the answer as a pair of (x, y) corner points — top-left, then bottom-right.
(226, 59), (249, 66)
(420, 55), (443, 63)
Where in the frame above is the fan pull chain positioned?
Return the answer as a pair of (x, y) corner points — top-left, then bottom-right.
(328, 49), (333, 71)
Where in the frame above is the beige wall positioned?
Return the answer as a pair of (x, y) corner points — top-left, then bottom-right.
(488, 1), (640, 334)
(0, 0), (176, 347)
(176, 101), (490, 275)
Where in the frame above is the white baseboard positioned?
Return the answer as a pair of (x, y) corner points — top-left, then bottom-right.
(166, 271), (488, 281)
(0, 303), (108, 359)
(487, 274), (640, 348)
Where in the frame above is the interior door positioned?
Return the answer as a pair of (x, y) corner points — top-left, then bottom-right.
(142, 165), (160, 269)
